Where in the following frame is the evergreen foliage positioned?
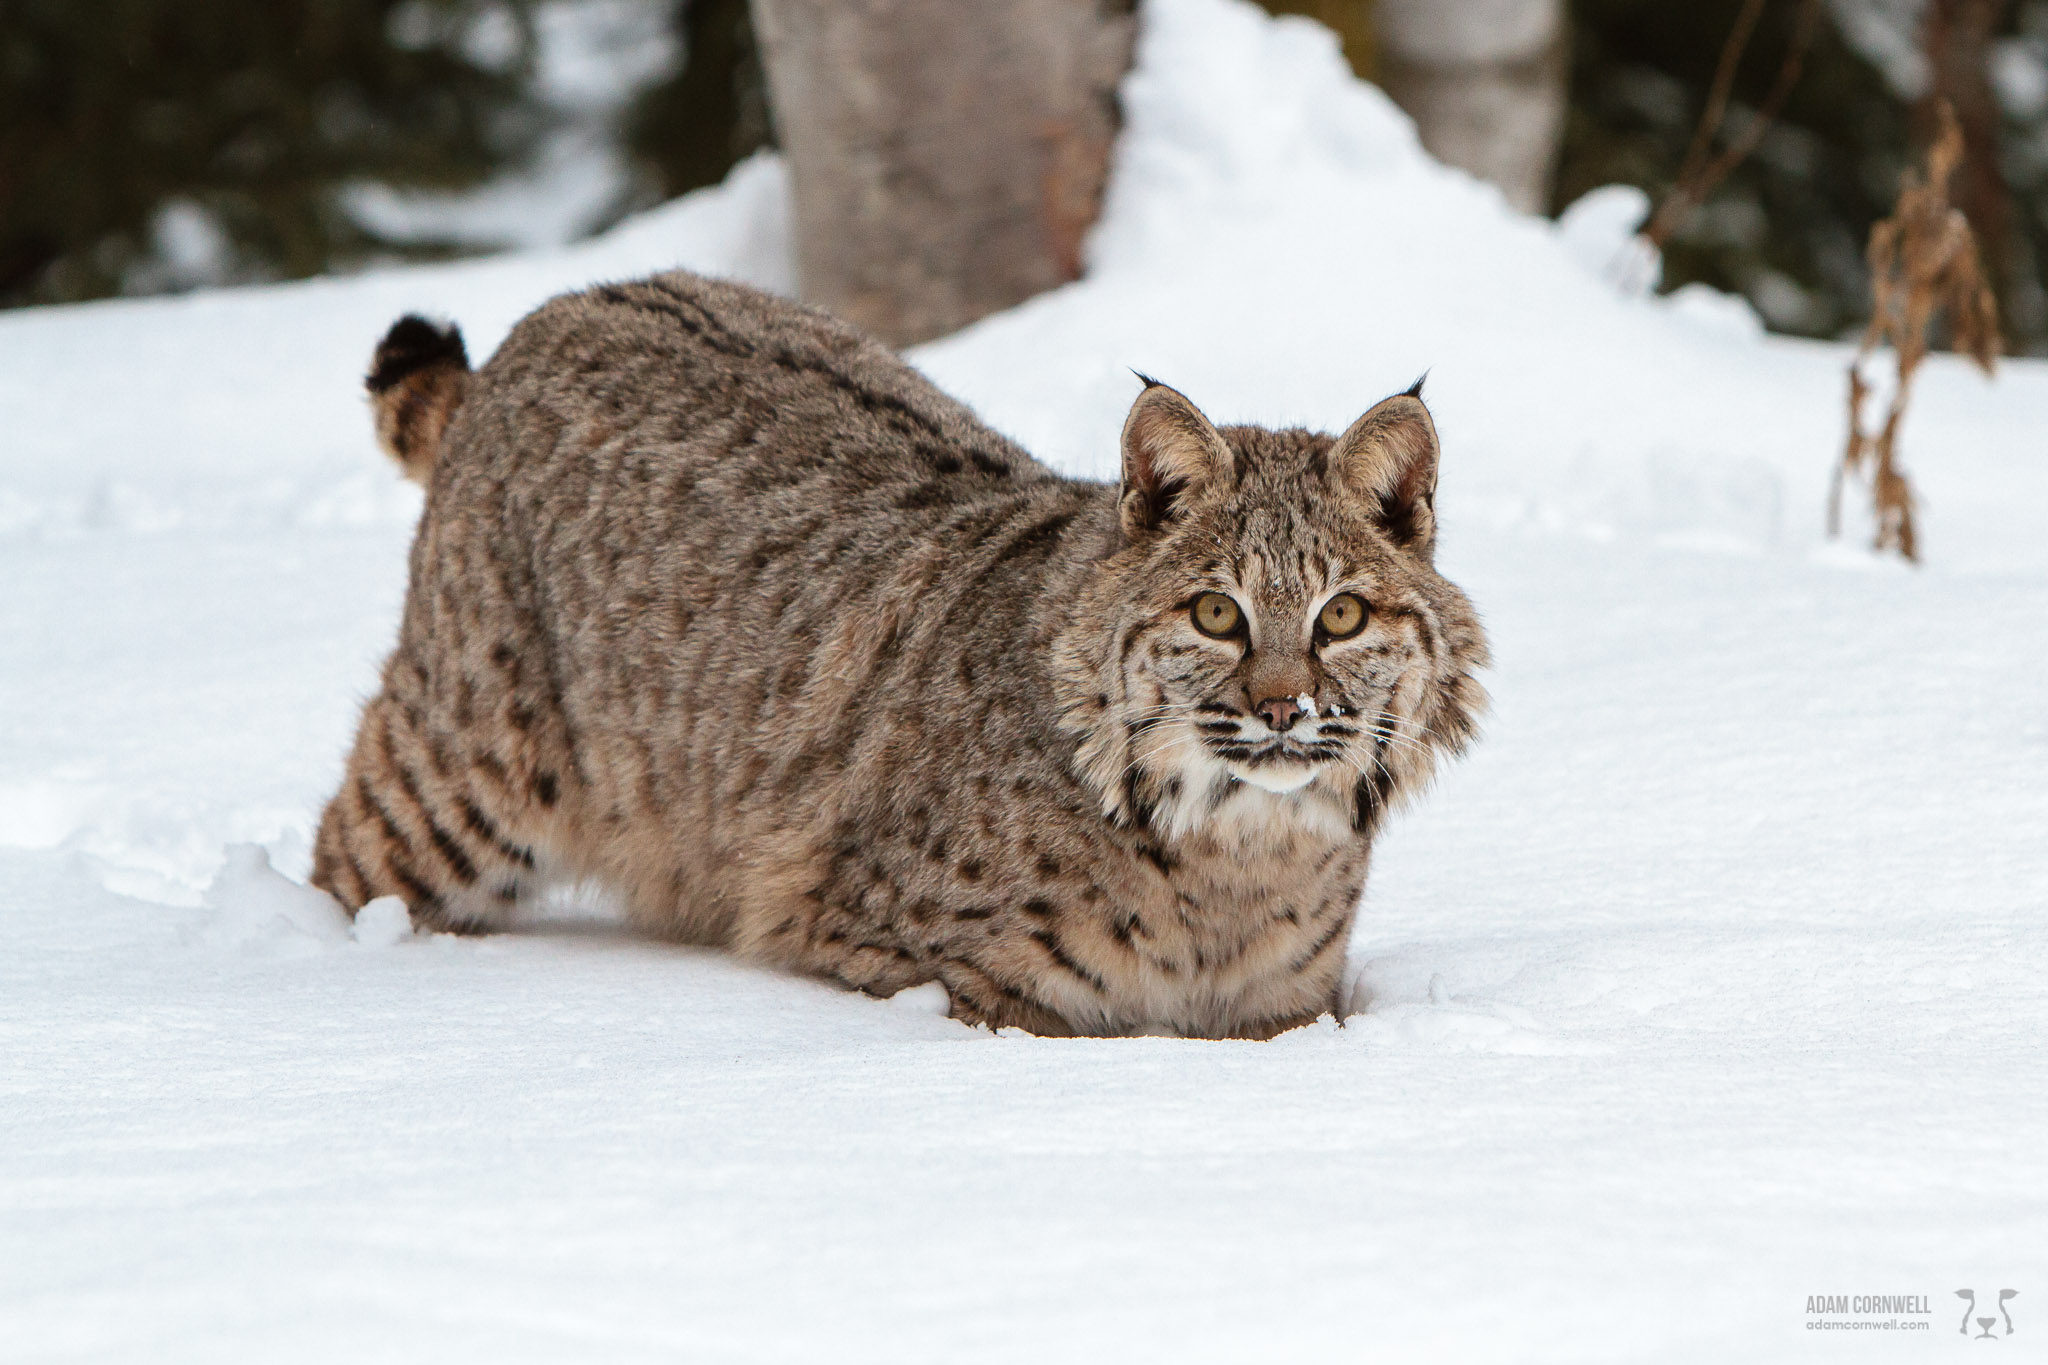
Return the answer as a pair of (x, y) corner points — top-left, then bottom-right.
(1560, 0), (2048, 353)
(0, 0), (543, 305)
(1557, 0), (1910, 340)
(622, 0), (771, 200)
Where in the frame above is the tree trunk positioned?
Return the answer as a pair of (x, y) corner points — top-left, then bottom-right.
(1916, 0), (2014, 296)
(748, 0), (1136, 347)
(1374, 0), (1567, 214)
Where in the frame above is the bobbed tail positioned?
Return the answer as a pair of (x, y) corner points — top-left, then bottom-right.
(365, 315), (470, 484)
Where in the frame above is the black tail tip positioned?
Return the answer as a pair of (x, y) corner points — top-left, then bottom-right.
(367, 315), (468, 394)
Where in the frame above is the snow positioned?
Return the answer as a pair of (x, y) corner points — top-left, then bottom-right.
(194, 846), (416, 952)
(1554, 182), (1663, 296)
(3, 0), (2044, 1358)
(199, 844), (353, 949)
(1827, 0), (1933, 102)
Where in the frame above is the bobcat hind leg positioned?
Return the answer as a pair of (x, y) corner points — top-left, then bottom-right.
(311, 692), (541, 934)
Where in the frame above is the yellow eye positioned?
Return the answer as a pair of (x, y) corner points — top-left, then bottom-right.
(1317, 593), (1368, 640)
(1191, 592), (1243, 638)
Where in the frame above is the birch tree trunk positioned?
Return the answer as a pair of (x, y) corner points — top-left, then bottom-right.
(748, 0), (1137, 347)
(1374, 0), (1567, 214)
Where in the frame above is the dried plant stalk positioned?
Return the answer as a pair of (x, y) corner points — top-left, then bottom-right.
(1832, 101), (1999, 561)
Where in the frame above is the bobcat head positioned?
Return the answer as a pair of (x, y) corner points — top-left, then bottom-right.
(1054, 377), (1490, 846)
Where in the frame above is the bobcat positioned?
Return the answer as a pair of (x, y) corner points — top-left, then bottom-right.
(312, 272), (1489, 1038)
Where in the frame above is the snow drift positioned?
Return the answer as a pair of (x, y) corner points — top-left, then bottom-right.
(3, 0), (2043, 1359)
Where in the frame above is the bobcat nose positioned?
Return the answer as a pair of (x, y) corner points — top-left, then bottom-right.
(1253, 695), (1303, 733)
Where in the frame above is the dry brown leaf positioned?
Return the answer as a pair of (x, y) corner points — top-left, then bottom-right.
(1832, 100), (1999, 562)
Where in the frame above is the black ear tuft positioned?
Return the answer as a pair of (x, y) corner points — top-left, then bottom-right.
(367, 315), (469, 395)
(1118, 381), (1234, 538)
(1403, 370), (1429, 400)
(1331, 388), (1442, 555)
(1130, 368), (1166, 390)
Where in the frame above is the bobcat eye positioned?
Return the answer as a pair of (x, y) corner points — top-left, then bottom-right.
(1316, 593), (1368, 640)
(1191, 592), (1243, 638)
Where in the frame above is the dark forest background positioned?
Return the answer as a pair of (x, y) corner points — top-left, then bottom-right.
(5, 0), (2047, 351)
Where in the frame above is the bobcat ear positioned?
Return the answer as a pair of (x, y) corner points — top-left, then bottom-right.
(1332, 385), (1439, 553)
(1119, 378), (1234, 538)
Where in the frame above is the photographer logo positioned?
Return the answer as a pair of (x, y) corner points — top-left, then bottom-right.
(1954, 1289), (2018, 1340)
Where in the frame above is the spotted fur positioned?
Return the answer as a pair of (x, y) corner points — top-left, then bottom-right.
(311, 271), (1490, 1037)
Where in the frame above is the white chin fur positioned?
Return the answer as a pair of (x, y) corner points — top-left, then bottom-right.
(1228, 762), (1320, 794)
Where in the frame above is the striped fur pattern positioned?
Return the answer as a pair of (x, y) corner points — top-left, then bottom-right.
(311, 271), (1489, 1038)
